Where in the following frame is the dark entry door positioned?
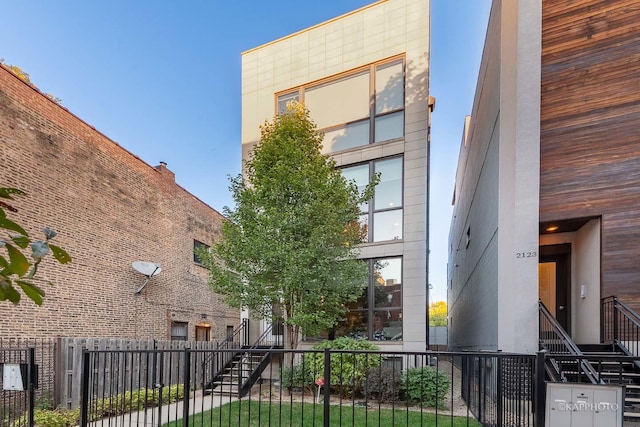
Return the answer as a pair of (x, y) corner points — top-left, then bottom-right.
(539, 244), (571, 335)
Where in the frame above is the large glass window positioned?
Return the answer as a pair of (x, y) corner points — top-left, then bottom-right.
(277, 92), (299, 113)
(276, 58), (405, 154)
(326, 258), (403, 341)
(305, 72), (370, 129)
(342, 156), (403, 243)
(321, 120), (369, 153)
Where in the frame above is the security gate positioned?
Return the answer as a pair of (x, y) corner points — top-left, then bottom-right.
(0, 347), (36, 427)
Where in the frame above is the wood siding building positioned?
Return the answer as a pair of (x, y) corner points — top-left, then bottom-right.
(449, 0), (640, 351)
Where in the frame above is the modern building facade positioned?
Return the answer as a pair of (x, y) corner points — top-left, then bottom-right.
(448, 0), (640, 353)
(241, 0), (431, 352)
(0, 63), (239, 341)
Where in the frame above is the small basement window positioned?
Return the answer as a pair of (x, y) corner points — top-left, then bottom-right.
(171, 322), (188, 341)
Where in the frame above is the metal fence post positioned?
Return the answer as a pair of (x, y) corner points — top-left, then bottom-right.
(27, 347), (35, 427)
(79, 350), (90, 427)
(534, 351), (546, 427)
(613, 299), (619, 342)
(323, 348), (331, 427)
(157, 351), (164, 427)
(183, 348), (191, 427)
(496, 356), (503, 427)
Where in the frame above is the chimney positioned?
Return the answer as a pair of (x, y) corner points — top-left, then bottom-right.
(155, 161), (175, 182)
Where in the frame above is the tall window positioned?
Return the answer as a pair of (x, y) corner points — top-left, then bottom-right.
(327, 258), (403, 341)
(342, 156), (403, 242)
(276, 58), (405, 154)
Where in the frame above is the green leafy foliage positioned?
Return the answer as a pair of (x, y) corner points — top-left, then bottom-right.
(90, 384), (184, 418)
(429, 301), (447, 326)
(401, 366), (450, 408)
(0, 187), (71, 305)
(21, 408), (80, 427)
(364, 366), (402, 402)
(280, 363), (316, 391)
(307, 337), (383, 397)
(13, 385), (184, 427)
(202, 103), (378, 349)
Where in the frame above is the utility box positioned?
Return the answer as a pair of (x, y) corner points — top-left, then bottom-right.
(546, 383), (624, 427)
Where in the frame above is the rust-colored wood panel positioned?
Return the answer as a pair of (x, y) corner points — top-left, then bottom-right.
(540, 0), (640, 308)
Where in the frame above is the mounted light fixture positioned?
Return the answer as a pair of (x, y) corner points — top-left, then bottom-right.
(545, 225), (559, 233)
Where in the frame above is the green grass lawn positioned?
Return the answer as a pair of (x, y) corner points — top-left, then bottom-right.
(165, 400), (480, 427)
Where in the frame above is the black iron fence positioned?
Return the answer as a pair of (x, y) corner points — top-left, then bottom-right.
(460, 353), (540, 427)
(0, 347), (37, 427)
(77, 348), (544, 427)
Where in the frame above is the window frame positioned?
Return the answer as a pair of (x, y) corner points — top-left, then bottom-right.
(275, 55), (405, 154)
(341, 155), (404, 243)
(344, 257), (403, 341)
(193, 240), (210, 266)
(170, 321), (188, 341)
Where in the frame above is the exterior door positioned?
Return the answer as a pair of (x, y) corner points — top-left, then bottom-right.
(262, 304), (284, 346)
(539, 244), (571, 335)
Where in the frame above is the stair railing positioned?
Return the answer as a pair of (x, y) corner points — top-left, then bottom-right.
(202, 318), (248, 390)
(602, 296), (640, 358)
(539, 301), (601, 384)
(204, 322), (282, 397)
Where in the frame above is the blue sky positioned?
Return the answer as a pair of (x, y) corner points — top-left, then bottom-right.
(1, 0), (491, 303)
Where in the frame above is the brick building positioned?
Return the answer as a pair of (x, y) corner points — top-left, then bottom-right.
(0, 64), (238, 341)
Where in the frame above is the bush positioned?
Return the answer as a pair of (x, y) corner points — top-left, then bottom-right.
(307, 337), (383, 397)
(14, 385), (185, 427)
(280, 361), (315, 391)
(364, 366), (402, 402)
(14, 408), (79, 427)
(401, 366), (450, 407)
(91, 385), (184, 419)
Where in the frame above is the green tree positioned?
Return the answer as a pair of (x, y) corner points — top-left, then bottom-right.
(203, 103), (377, 350)
(0, 187), (71, 305)
(429, 301), (447, 326)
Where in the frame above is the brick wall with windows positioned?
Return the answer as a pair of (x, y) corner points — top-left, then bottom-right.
(0, 64), (239, 341)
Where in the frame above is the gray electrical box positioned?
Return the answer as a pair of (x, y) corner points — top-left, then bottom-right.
(546, 382), (624, 427)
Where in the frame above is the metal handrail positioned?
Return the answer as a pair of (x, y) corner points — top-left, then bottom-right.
(539, 301), (602, 384)
(201, 318), (248, 389)
(602, 296), (640, 359)
(204, 321), (283, 396)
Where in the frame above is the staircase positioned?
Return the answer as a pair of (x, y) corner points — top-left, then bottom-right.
(579, 343), (640, 420)
(203, 324), (282, 398)
(540, 298), (640, 421)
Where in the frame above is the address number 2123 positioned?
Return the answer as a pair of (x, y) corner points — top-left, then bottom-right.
(516, 251), (537, 259)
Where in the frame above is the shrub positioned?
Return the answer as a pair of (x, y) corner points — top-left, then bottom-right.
(91, 384), (184, 419)
(280, 361), (315, 391)
(364, 366), (402, 402)
(15, 385), (185, 427)
(307, 337), (383, 397)
(14, 408), (79, 427)
(401, 366), (450, 407)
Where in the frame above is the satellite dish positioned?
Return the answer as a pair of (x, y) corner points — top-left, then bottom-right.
(133, 261), (162, 277)
(132, 261), (161, 294)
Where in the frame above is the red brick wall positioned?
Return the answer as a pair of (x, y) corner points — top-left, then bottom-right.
(0, 65), (239, 340)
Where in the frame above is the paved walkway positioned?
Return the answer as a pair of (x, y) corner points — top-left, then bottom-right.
(87, 391), (236, 427)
